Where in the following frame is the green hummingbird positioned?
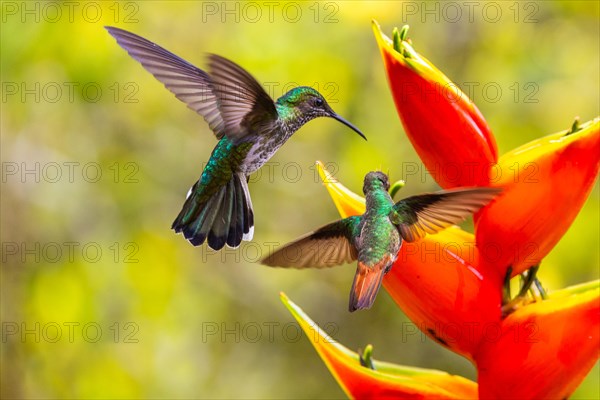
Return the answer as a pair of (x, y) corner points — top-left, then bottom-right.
(105, 27), (366, 250)
(262, 172), (501, 311)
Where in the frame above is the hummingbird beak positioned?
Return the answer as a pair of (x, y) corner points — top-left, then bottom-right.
(330, 113), (367, 141)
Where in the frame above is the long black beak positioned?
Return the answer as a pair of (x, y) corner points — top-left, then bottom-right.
(331, 113), (367, 141)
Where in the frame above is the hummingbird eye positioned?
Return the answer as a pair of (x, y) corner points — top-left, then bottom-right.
(314, 97), (324, 107)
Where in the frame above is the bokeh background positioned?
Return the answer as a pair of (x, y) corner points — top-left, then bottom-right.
(2, 1), (598, 398)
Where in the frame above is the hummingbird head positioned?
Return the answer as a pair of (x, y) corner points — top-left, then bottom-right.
(277, 87), (366, 140)
(363, 171), (390, 194)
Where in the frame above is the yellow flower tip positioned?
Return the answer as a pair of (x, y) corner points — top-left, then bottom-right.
(538, 282), (600, 315)
(371, 19), (393, 51)
(280, 292), (338, 344)
(315, 160), (365, 218)
(281, 294), (478, 399)
(372, 20), (410, 53)
(371, 19), (382, 34)
(279, 294), (302, 323)
(549, 280), (599, 299)
(372, 21), (468, 106)
(501, 117), (599, 163)
(314, 160), (337, 184)
(279, 292), (309, 327)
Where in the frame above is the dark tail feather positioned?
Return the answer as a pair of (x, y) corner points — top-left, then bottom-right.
(234, 174), (254, 241)
(349, 262), (386, 312)
(208, 179), (234, 250)
(227, 176), (244, 247)
(172, 173), (253, 250)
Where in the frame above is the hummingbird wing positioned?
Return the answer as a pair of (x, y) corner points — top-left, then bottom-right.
(105, 26), (226, 138)
(262, 217), (361, 269)
(207, 54), (278, 140)
(390, 187), (502, 242)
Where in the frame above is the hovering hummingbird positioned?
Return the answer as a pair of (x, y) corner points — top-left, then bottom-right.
(263, 172), (501, 311)
(105, 27), (366, 250)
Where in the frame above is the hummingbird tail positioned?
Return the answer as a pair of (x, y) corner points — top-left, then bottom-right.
(172, 173), (254, 250)
(349, 261), (388, 312)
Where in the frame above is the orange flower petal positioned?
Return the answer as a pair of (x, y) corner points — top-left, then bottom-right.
(475, 281), (600, 399)
(476, 118), (600, 277)
(281, 293), (478, 399)
(385, 229), (501, 361)
(316, 162), (502, 360)
(373, 21), (497, 189)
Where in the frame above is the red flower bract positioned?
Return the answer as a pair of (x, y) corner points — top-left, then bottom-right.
(476, 119), (600, 277)
(475, 283), (600, 399)
(373, 21), (498, 189)
(282, 22), (599, 400)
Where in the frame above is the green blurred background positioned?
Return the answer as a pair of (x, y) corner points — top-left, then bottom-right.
(2, 1), (598, 398)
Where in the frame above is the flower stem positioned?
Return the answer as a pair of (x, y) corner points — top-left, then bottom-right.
(389, 180), (406, 199)
(566, 116), (581, 136)
(359, 344), (376, 370)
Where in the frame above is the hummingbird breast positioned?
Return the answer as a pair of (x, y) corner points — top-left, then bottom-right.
(239, 121), (294, 174)
(358, 212), (401, 271)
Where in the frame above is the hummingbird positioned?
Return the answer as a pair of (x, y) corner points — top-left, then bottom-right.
(105, 27), (366, 250)
(262, 172), (501, 311)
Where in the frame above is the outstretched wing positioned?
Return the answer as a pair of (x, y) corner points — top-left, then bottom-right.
(262, 216), (361, 269)
(105, 26), (226, 138)
(391, 187), (502, 242)
(208, 54), (278, 139)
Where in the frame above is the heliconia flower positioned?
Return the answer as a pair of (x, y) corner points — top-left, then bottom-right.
(476, 118), (600, 277)
(300, 22), (599, 400)
(315, 161), (502, 360)
(280, 292), (478, 399)
(475, 281), (600, 399)
(372, 21), (498, 189)
(316, 155), (600, 397)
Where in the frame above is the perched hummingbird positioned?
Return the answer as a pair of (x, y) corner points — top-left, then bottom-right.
(105, 27), (366, 250)
(263, 172), (501, 311)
